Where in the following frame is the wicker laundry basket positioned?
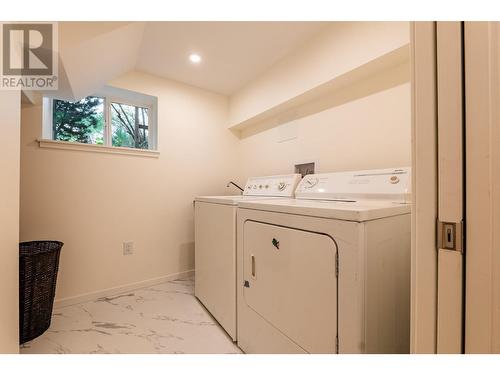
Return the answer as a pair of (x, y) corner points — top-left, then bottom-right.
(19, 241), (63, 344)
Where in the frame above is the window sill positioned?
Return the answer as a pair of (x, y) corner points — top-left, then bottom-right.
(37, 139), (160, 158)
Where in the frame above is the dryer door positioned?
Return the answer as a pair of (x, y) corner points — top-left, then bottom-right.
(243, 221), (338, 353)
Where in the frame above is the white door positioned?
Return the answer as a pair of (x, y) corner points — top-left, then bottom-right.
(464, 22), (500, 353)
(413, 21), (500, 354)
(410, 22), (465, 353)
(242, 221), (337, 353)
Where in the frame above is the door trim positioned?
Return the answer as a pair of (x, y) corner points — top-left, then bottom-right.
(435, 21), (465, 354)
(410, 21), (439, 354)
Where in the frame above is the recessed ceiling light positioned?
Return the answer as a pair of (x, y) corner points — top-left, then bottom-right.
(189, 53), (202, 64)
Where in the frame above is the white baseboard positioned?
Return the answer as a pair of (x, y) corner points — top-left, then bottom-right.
(53, 269), (195, 309)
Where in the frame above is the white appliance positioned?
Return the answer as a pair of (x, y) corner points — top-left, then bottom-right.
(194, 174), (301, 341)
(236, 167), (411, 353)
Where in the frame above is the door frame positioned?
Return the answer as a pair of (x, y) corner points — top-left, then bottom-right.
(410, 21), (439, 353)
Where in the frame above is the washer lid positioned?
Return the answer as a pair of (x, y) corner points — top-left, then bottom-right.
(238, 198), (411, 221)
(195, 195), (285, 206)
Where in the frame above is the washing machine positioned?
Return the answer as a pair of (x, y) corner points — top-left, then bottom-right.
(194, 174), (301, 341)
(236, 167), (411, 353)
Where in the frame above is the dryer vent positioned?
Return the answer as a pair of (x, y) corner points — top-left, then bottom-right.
(295, 162), (315, 178)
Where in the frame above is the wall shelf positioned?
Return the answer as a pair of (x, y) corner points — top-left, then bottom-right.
(229, 44), (410, 138)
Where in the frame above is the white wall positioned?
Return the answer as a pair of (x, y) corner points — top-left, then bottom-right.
(20, 71), (239, 302)
(229, 21), (411, 183)
(236, 83), (411, 181)
(57, 22), (146, 101)
(229, 22), (409, 126)
(229, 22), (411, 181)
(0, 90), (20, 353)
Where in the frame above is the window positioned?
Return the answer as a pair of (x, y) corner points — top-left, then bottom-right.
(53, 96), (105, 144)
(111, 102), (149, 149)
(43, 87), (157, 151)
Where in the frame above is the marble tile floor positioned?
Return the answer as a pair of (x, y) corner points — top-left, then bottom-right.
(20, 276), (242, 354)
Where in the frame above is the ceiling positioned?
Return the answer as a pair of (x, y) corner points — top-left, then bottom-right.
(29, 22), (329, 103)
(136, 22), (328, 95)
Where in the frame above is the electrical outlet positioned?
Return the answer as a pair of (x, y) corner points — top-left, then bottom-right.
(123, 241), (134, 255)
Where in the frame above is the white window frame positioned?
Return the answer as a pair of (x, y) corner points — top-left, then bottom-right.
(41, 87), (158, 155)
(106, 95), (156, 150)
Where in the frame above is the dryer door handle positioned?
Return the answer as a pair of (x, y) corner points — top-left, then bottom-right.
(251, 254), (256, 278)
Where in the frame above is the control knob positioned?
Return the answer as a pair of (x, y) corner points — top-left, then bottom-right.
(303, 178), (319, 189)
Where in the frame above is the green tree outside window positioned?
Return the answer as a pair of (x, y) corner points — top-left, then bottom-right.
(53, 96), (104, 144)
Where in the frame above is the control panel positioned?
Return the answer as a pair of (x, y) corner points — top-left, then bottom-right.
(295, 167), (411, 203)
(243, 174), (302, 197)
